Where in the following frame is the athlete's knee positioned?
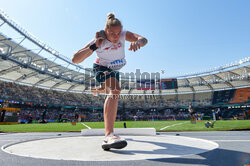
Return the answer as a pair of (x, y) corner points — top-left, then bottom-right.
(109, 88), (121, 99)
(110, 84), (121, 94)
(110, 88), (121, 95)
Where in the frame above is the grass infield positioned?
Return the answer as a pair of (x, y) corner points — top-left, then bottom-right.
(0, 120), (249, 132)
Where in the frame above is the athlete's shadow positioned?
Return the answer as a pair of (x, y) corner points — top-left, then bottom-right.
(109, 137), (211, 156)
(109, 138), (250, 166)
(148, 148), (250, 166)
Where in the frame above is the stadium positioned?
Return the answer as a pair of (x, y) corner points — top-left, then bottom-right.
(0, 7), (249, 166)
(0, 9), (249, 124)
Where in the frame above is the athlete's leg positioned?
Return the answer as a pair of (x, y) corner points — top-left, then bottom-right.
(91, 82), (110, 95)
(92, 70), (111, 95)
(103, 77), (120, 136)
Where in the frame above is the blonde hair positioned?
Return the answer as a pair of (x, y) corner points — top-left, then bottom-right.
(105, 13), (122, 30)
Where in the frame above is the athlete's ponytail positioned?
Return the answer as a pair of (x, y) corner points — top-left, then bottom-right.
(105, 13), (122, 30)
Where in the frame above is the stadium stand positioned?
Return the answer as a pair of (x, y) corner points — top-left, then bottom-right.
(212, 89), (236, 105)
(230, 87), (250, 104)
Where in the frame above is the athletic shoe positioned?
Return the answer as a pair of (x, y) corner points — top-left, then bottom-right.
(102, 133), (127, 151)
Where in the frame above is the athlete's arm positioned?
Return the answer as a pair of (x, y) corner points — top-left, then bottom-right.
(72, 43), (93, 64)
(72, 32), (104, 64)
(125, 31), (148, 52)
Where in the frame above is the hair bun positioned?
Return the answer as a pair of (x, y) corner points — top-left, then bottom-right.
(107, 13), (115, 20)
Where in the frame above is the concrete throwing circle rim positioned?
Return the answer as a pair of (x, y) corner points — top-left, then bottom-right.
(2, 135), (219, 161)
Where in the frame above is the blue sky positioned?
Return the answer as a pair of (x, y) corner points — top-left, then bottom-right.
(0, 0), (249, 78)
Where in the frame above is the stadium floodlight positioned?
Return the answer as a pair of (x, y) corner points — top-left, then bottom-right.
(31, 62), (36, 66)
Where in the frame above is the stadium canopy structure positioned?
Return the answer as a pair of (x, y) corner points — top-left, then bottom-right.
(0, 9), (249, 95)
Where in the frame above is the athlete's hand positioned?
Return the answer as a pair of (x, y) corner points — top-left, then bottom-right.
(95, 32), (105, 47)
(129, 41), (141, 52)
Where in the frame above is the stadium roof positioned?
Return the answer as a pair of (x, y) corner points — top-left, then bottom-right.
(0, 9), (249, 95)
